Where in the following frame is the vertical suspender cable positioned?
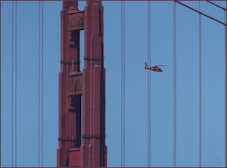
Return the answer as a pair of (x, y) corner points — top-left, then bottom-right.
(11, 2), (14, 167)
(0, 1), (1, 167)
(224, 8), (226, 168)
(121, 1), (125, 167)
(15, 1), (18, 166)
(199, 1), (202, 167)
(38, 1), (41, 167)
(147, 1), (151, 167)
(224, 2), (227, 167)
(41, 1), (44, 166)
(173, 1), (177, 167)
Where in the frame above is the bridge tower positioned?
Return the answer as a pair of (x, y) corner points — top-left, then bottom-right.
(57, 1), (107, 167)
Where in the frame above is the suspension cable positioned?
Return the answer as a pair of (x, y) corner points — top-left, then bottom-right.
(11, 2), (14, 167)
(173, 1), (177, 167)
(199, 1), (202, 167)
(121, 1), (125, 167)
(147, 1), (151, 167)
(0, 1), (1, 167)
(15, 2), (18, 166)
(11, 2), (18, 166)
(206, 0), (226, 11)
(41, 1), (44, 166)
(38, 1), (41, 167)
(176, 1), (225, 26)
(225, 4), (227, 168)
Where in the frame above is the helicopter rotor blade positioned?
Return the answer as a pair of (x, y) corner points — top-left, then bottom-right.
(156, 65), (166, 66)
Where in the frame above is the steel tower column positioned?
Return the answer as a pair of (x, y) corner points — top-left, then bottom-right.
(57, 1), (81, 167)
(80, 1), (107, 167)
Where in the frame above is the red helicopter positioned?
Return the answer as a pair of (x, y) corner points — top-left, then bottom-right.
(144, 62), (165, 72)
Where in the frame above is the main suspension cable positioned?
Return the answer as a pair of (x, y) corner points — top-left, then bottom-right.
(147, 1), (151, 167)
(121, 1), (125, 167)
(199, 1), (202, 167)
(176, 1), (225, 26)
(173, 1), (177, 167)
(206, 0), (226, 11)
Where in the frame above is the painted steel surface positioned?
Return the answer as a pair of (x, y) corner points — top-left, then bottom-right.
(80, 1), (107, 167)
(57, 1), (106, 167)
(57, 1), (81, 167)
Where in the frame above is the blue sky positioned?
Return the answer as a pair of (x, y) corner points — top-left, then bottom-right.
(1, 1), (226, 167)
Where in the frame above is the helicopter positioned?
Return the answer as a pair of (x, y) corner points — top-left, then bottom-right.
(144, 62), (165, 72)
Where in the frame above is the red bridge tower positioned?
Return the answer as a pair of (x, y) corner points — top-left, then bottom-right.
(57, 1), (107, 167)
